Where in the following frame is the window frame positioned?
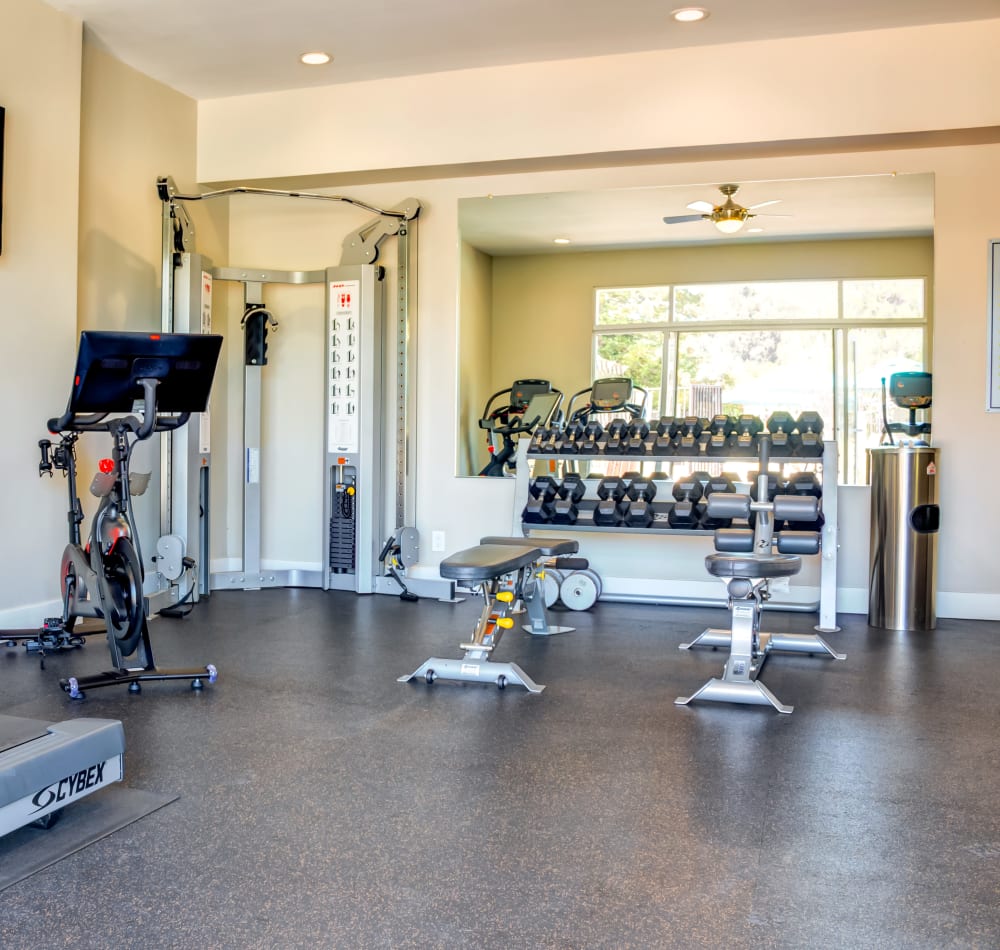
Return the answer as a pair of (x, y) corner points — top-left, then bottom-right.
(593, 277), (929, 484)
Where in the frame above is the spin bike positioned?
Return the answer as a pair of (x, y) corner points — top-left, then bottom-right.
(478, 380), (562, 476)
(39, 331), (223, 699)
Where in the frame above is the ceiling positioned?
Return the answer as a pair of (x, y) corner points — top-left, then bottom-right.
(44, 2), (949, 251)
(459, 174), (935, 255)
(44, 0), (1000, 100)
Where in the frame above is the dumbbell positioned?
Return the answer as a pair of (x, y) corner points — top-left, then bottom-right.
(527, 426), (550, 454)
(623, 476), (657, 527)
(668, 473), (704, 528)
(579, 421), (604, 454)
(707, 415), (736, 455)
(559, 420), (586, 454)
(701, 472), (737, 529)
(593, 476), (628, 525)
(733, 415), (763, 455)
(626, 420), (651, 455)
(603, 418), (630, 454)
(675, 417), (702, 455)
(766, 411), (798, 454)
(523, 475), (560, 523)
(540, 423), (563, 454)
(551, 473), (586, 524)
(796, 411), (824, 457)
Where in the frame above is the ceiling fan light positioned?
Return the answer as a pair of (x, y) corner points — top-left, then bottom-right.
(714, 217), (745, 234)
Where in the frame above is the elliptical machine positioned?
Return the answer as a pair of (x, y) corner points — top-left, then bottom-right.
(478, 379), (562, 476)
(34, 331), (222, 698)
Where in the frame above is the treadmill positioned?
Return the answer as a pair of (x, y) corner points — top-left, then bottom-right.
(0, 715), (124, 836)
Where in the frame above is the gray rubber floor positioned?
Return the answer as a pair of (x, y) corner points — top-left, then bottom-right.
(1, 589), (998, 949)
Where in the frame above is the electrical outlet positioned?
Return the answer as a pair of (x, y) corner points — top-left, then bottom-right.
(431, 531), (446, 552)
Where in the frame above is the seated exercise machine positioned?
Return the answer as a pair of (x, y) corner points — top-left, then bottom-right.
(1, 714), (125, 837)
(675, 435), (845, 714)
(398, 537), (582, 692)
(478, 381), (562, 476)
(33, 331), (222, 699)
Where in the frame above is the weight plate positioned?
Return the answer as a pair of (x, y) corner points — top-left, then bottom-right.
(542, 569), (564, 608)
(560, 571), (599, 611)
(577, 567), (603, 598)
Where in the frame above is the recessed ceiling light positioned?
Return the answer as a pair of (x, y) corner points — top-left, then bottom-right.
(671, 7), (710, 23)
(300, 51), (331, 66)
(553, 238), (571, 245)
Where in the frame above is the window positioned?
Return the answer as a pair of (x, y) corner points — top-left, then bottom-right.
(594, 278), (928, 484)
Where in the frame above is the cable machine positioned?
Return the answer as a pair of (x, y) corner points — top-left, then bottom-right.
(157, 177), (427, 599)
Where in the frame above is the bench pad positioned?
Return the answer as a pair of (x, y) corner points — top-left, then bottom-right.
(705, 553), (802, 579)
(440, 543), (542, 582)
(479, 536), (579, 557)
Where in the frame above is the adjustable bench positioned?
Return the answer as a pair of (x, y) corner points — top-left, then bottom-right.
(398, 543), (546, 692)
(479, 536), (584, 635)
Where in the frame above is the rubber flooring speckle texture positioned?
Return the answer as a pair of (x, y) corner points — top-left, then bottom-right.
(1, 589), (998, 949)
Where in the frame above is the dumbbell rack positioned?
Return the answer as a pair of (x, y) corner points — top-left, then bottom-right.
(511, 439), (839, 632)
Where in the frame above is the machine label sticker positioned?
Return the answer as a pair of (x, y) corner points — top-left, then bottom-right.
(328, 280), (361, 453)
(927, 462), (936, 475)
(0, 754), (123, 837)
(460, 664), (480, 675)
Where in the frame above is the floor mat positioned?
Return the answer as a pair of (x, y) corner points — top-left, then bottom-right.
(0, 785), (177, 891)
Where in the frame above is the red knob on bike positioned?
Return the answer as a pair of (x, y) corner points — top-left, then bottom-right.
(99, 458), (114, 474)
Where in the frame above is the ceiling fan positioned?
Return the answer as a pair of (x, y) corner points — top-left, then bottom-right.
(662, 183), (785, 234)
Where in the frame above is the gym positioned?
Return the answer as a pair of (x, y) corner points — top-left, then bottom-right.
(2, 1), (999, 946)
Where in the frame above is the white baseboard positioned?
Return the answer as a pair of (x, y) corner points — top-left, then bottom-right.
(0, 599), (63, 630)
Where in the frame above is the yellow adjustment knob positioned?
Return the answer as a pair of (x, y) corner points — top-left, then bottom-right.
(347, 486), (356, 496)
(496, 591), (514, 603)
(497, 617), (514, 629)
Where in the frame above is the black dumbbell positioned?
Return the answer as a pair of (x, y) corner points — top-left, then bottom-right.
(707, 415), (736, 455)
(593, 478), (627, 526)
(796, 411), (824, 457)
(579, 421), (604, 453)
(675, 417), (702, 455)
(596, 476), (627, 502)
(766, 411), (797, 454)
(604, 418), (630, 454)
(529, 475), (561, 501)
(734, 415), (763, 455)
(626, 420), (651, 455)
(559, 420), (585, 454)
(668, 473), (704, 528)
(523, 495), (554, 523)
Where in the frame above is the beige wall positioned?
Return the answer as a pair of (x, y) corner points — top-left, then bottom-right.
(0, 0), (82, 625)
(458, 241), (493, 475)
(78, 40), (230, 571)
(197, 20), (1000, 183)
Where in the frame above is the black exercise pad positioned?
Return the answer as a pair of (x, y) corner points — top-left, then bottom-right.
(0, 785), (177, 892)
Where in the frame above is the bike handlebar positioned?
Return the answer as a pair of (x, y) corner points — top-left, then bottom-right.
(47, 378), (191, 439)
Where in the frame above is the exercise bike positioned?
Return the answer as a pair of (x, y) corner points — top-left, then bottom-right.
(36, 330), (222, 699)
(478, 379), (562, 476)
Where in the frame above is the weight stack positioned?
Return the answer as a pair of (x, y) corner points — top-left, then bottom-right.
(329, 487), (357, 574)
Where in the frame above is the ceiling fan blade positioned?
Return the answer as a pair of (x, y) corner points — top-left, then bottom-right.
(747, 199), (781, 210)
(663, 214), (705, 225)
(686, 200), (715, 213)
